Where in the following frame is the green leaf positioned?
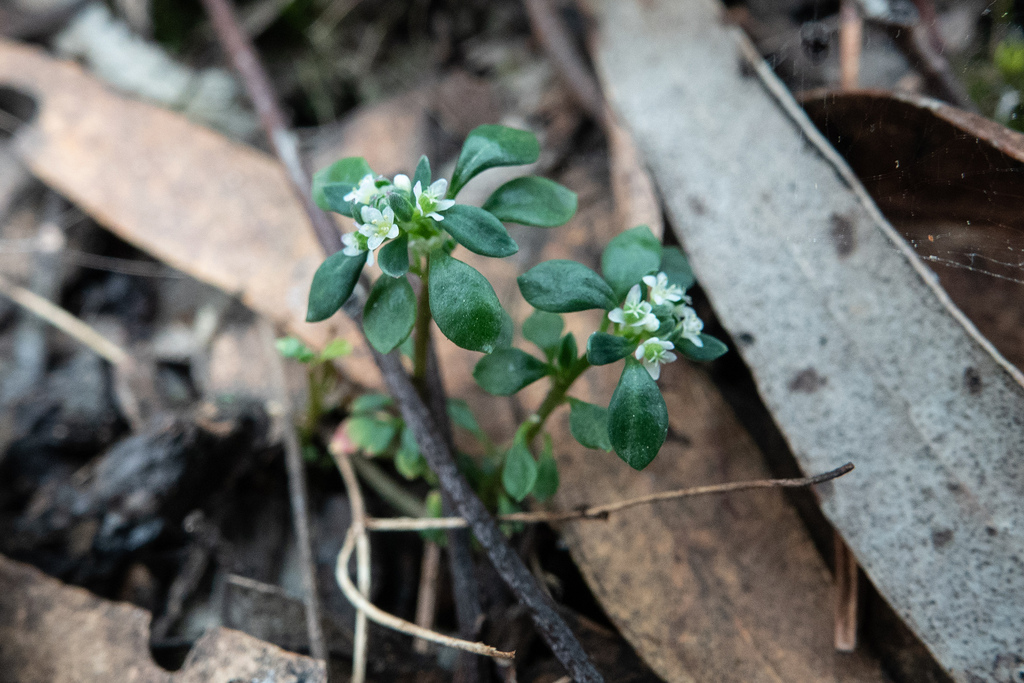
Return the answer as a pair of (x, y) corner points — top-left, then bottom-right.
(557, 332), (577, 369)
(306, 250), (367, 322)
(522, 310), (564, 358)
(395, 427), (426, 480)
(608, 358), (668, 470)
(363, 275), (417, 354)
(439, 204), (518, 258)
(422, 490), (445, 545)
(378, 234), (410, 278)
(450, 125), (540, 198)
(473, 348), (549, 396)
(601, 226), (663, 300)
(320, 338), (353, 360)
(568, 398), (612, 451)
(532, 436), (559, 502)
(387, 191), (415, 222)
(346, 416), (398, 455)
(350, 393), (393, 414)
(275, 336), (315, 363)
(447, 399), (484, 436)
(660, 246), (695, 291)
(428, 251), (510, 353)
(482, 176), (577, 227)
(502, 442), (538, 502)
(677, 334), (728, 362)
(517, 260), (616, 313)
(413, 155), (431, 188)
(586, 332), (636, 365)
(313, 157), (373, 214)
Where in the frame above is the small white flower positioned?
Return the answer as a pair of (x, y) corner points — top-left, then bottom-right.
(608, 284), (660, 332)
(413, 179), (456, 220)
(358, 205), (399, 266)
(634, 337), (676, 380)
(642, 272), (686, 306)
(341, 231), (364, 257)
(392, 174), (412, 193)
(675, 305), (704, 347)
(344, 174), (380, 205)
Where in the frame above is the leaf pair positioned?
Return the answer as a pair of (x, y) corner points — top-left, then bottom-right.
(502, 438), (559, 502)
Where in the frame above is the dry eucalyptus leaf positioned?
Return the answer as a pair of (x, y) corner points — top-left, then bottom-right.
(0, 38), (379, 389)
(587, 0), (1024, 678)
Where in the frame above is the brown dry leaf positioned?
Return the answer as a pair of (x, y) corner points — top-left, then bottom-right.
(801, 89), (1024, 371)
(0, 554), (325, 683)
(0, 39), (378, 387)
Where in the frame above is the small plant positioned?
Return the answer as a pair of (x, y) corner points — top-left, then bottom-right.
(305, 124), (727, 504)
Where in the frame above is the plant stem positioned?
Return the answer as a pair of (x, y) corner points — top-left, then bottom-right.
(412, 264), (431, 390)
(524, 356), (590, 446)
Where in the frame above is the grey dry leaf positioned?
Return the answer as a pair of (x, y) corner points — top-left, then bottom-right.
(0, 555), (325, 683)
(587, 0), (1024, 679)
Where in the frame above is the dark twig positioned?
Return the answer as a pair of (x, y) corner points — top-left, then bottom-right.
(260, 320), (329, 663)
(374, 349), (604, 683)
(202, 0), (600, 678)
(199, 0), (341, 254)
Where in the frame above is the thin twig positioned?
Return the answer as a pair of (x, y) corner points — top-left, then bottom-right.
(413, 542), (442, 654)
(332, 449), (514, 661)
(199, 0), (341, 254)
(331, 442), (371, 682)
(0, 272), (130, 366)
(260, 320), (328, 663)
(365, 463), (855, 531)
(834, 529), (860, 652)
(839, 0), (862, 91)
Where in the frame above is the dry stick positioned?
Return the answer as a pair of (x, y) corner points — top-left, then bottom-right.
(330, 441), (371, 682)
(260, 320), (329, 663)
(332, 448), (514, 661)
(199, 0), (602, 676)
(0, 272), (130, 366)
(373, 349), (604, 682)
(834, 529), (860, 652)
(198, 0), (341, 255)
(413, 542), (442, 654)
(365, 463), (855, 531)
(199, 0), (486, 673)
(839, 0), (862, 91)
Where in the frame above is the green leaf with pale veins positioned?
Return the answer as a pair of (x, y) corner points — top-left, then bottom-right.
(473, 348), (549, 396)
(568, 398), (612, 452)
(602, 226), (663, 300)
(306, 250), (366, 322)
(518, 260), (616, 312)
(482, 176), (577, 227)
(502, 442), (538, 502)
(449, 125), (540, 198)
(428, 251), (510, 353)
(440, 204), (518, 257)
(314, 157), (373, 215)
(363, 275), (417, 354)
(608, 358), (668, 470)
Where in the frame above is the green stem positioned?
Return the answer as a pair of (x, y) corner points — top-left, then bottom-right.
(412, 261), (432, 390)
(523, 355), (590, 446)
(349, 454), (427, 517)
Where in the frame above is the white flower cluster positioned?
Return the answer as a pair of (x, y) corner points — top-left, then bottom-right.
(340, 173), (454, 266)
(607, 271), (704, 380)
